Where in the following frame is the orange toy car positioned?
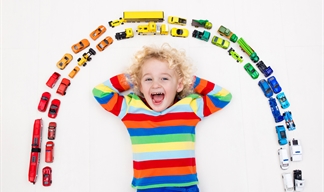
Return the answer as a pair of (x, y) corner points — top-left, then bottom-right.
(56, 78), (70, 96)
(71, 39), (90, 54)
(96, 36), (113, 52)
(68, 66), (80, 78)
(90, 25), (106, 41)
(56, 53), (73, 70)
(45, 141), (54, 163)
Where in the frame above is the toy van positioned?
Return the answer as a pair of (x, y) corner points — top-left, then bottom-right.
(282, 173), (294, 192)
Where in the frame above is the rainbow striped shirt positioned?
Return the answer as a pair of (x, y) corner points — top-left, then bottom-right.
(92, 74), (232, 189)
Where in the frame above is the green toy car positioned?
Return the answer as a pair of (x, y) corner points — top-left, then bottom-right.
(244, 63), (259, 79)
(211, 36), (230, 49)
(228, 47), (243, 63)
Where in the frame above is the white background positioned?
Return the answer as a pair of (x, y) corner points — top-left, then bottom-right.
(1, 0), (323, 192)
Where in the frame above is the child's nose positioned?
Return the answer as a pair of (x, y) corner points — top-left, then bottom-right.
(152, 80), (161, 88)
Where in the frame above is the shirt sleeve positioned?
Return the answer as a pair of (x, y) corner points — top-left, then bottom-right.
(92, 74), (132, 119)
(191, 76), (232, 119)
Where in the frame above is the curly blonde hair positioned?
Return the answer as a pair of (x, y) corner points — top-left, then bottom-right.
(127, 43), (194, 98)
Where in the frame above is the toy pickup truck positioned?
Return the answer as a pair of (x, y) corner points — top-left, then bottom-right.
(192, 30), (210, 42)
(191, 19), (212, 29)
(136, 22), (168, 35)
(256, 61), (273, 77)
(218, 25), (238, 43)
(115, 28), (134, 40)
(237, 37), (260, 63)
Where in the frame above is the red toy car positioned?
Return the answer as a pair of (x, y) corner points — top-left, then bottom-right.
(38, 92), (51, 112)
(42, 166), (52, 186)
(28, 118), (43, 184)
(56, 78), (70, 96)
(45, 141), (54, 163)
(48, 99), (60, 118)
(46, 72), (61, 88)
(48, 122), (56, 140)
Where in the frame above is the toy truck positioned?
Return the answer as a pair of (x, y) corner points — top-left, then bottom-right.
(192, 29), (210, 42)
(237, 37), (260, 63)
(77, 48), (96, 67)
(217, 25), (238, 43)
(136, 22), (168, 35)
(293, 170), (305, 191)
(256, 60), (273, 77)
(115, 28), (134, 40)
(28, 118), (43, 184)
(191, 19), (212, 29)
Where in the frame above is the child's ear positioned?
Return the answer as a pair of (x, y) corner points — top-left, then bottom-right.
(177, 78), (184, 93)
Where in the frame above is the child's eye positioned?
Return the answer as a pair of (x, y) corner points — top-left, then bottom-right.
(145, 78), (152, 81)
(161, 77), (168, 81)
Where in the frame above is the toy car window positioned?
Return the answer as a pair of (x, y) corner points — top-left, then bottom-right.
(80, 42), (84, 47)
(41, 96), (48, 100)
(280, 97), (286, 102)
(32, 156), (36, 162)
(280, 131), (286, 138)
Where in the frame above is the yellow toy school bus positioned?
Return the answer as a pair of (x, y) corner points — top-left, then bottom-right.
(123, 11), (164, 22)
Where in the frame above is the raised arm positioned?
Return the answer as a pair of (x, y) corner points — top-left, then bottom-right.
(191, 76), (232, 118)
(92, 74), (132, 118)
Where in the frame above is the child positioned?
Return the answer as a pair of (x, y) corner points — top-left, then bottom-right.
(92, 44), (232, 192)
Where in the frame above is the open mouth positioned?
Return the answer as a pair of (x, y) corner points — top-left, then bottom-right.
(151, 92), (164, 104)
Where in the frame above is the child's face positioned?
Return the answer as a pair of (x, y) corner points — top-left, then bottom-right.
(140, 58), (184, 112)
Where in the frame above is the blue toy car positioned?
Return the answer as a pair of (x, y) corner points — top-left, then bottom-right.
(276, 92), (290, 109)
(256, 61), (273, 77)
(269, 97), (284, 123)
(283, 111), (296, 131)
(276, 125), (288, 145)
(258, 79), (273, 98)
(267, 76), (282, 94)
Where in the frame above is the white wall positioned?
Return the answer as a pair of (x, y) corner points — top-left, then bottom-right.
(1, 0), (323, 191)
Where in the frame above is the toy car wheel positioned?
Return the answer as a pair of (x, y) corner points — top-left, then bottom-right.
(68, 83), (71, 86)
(89, 48), (96, 55)
(77, 58), (81, 62)
(87, 57), (92, 62)
(83, 63), (87, 67)
(64, 92), (66, 95)
(83, 53), (87, 57)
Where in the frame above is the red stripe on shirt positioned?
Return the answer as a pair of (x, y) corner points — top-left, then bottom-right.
(133, 158), (196, 170)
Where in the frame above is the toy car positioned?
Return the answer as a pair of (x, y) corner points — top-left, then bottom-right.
(96, 36), (113, 51)
(38, 92), (51, 112)
(243, 63), (259, 79)
(45, 141), (54, 163)
(168, 16), (186, 25)
(276, 92), (290, 109)
(77, 48), (96, 67)
(170, 28), (189, 38)
(68, 66), (80, 79)
(258, 79), (273, 98)
(48, 122), (56, 140)
(218, 25), (238, 43)
(48, 99), (60, 118)
(191, 19), (212, 29)
(256, 60), (273, 77)
(56, 78), (70, 96)
(115, 28), (134, 40)
(108, 17), (125, 28)
(269, 97), (284, 123)
(283, 111), (295, 131)
(278, 147), (289, 170)
(71, 39), (90, 54)
(267, 76), (282, 94)
(28, 118), (43, 184)
(42, 166), (52, 186)
(282, 172), (294, 192)
(211, 35), (230, 49)
(90, 25), (106, 41)
(293, 170), (305, 191)
(56, 53), (73, 70)
(46, 72), (61, 88)
(228, 48), (243, 63)
(276, 125), (288, 145)
(237, 37), (259, 63)
(289, 138), (302, 161)
(192, 29), (210, 42)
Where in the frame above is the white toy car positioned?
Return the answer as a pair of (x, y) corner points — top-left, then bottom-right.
(294, 169), (305, 191)
(282, 172), (294, 192)
(289, 138), (302, 161)
(278, 148), (289, 170)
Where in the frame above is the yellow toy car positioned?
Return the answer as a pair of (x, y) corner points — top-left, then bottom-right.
(211, 36), (230, 49)
(168, 16), (186, 26)
(170, 28), (189, 38)
(68, 66), (80, 78)
(56, 53), (73, 70)
(108, 18), (125, 28)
